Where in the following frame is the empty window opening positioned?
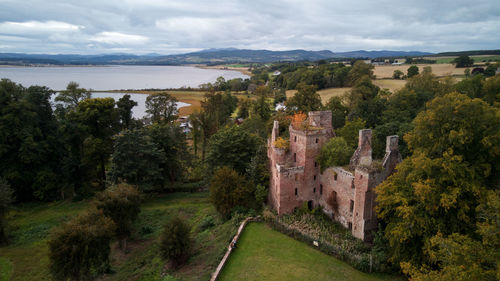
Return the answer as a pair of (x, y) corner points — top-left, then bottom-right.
(315, 138), (319, 143)
(294, 153), (296, 162)
(334, 174), (338, 181)
(294, 136), (297, 142)
(350, 200), (354, 212)
(295, 188), (298, 196)
(314, 161), (317, 167)
(313, 187), (316, 193)
(314, 175), (317, 181)
(348, 222), (352, 230)
(320, 184), (323, 195)
(307, 200), (313, 210)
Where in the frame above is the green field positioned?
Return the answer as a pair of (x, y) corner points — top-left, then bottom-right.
(218, 223), (401, 281)
(0, 192), (238, 281)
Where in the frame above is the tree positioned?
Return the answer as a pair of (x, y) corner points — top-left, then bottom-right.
(325, 96), (347, 129)
(0, 80), (64, 201)
(453, 55), (474, 68)
(482, 74), (500, 105)
(285, 83), (322, 112)
(94, 184), (142, 251)
(49, 210), (115, 281)
(145, 92), (178, 123)
(316, 137), (353, 172)
(252, 86), (272, 120)
(148, 124), (188, 185)
(345, 75), (380, 110)
(160, 216), (191, 268)
(348, 60), (375, 85)
(376, 93), (499, 271)
(206, 125), (260, 174)
(0, 178), (13, 244)
(407, 65), (419, 78)
(209, 167), (255, 218)
(55, 82), (91, 109)
(246, 144), (269, 187)
(67, 98), (120, 187)
(336, 118), (366, 150)
(110, 129), (165, 189)
(392, 70), (404, 79)
(116, 94), (137, 129)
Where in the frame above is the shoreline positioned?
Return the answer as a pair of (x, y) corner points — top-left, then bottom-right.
(194, 64), (252, 76)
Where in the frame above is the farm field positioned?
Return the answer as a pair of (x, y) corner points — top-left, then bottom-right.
(373, 63), (464, 78)
(373, 79), (406, 92)
(0, 192), (238, 281)
(218, 223), (400, 281)
(286, 87), (351, 102)
(427, 55), (500, 64)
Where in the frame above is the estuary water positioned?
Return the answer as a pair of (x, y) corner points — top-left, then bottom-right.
(0, 65), (249, 91)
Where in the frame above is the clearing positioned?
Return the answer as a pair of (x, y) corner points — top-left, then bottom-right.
(286, 87), (350, 103)
(0, 192), (239, 281)
(218, 223), (401, 281)
(373, 64), (464, 78)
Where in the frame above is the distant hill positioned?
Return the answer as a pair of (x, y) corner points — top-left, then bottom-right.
(0, 48), (445, 66)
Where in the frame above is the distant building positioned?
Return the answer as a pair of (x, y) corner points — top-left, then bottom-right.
(267, 111), (401, 241)
(392, 58), (406, 65)
(272, 71), (281, 76)
(275, 102), (286, 111)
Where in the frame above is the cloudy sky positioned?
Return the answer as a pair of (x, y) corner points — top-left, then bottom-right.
(0, 0), (498, 55)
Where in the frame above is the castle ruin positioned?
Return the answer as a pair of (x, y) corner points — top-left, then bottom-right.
(267, 111), (401, 241)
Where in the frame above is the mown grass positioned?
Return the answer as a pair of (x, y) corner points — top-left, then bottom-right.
(0, 192), (239, 281)
(218, 223), (400, 281)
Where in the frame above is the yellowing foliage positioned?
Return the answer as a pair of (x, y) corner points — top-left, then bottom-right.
(273, 137), (289, 150)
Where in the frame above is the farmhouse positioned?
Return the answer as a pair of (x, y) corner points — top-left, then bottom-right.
(267, 111), (401, 241)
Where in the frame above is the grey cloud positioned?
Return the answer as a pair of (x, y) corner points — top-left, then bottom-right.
(0, 0), (498, 54)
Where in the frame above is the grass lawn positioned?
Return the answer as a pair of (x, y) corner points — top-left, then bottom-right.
(0, 192), (238, 281)
(218, 223), (401, 281)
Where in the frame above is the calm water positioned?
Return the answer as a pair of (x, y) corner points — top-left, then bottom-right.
(0, 65), (248, 91)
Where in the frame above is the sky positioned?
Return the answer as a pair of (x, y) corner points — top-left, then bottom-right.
(0, 0), (499, 55)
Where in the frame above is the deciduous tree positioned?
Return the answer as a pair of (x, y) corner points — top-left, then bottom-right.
(160, 216), (191, 268)
(145, 92), (178, 123)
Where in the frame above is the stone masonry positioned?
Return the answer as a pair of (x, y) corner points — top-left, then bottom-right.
(267, 111), (401, 241)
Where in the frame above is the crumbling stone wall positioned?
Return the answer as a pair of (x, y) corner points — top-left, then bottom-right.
(267, 111), (401, 241)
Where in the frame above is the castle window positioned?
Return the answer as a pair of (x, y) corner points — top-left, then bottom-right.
(320, 184), (323, 195)
(348, 222), (352, 230)
(313, 187), (316, 193)
(314, 161), (317, 167)
(334, 174), (338, 181)
(314, 175), (317, 181)
(350, 200), (354, 212)
(315, 138), (319, 143)
(294, 136), (297, 142)
(294, 153), (296, 162)
(295, 188), (298, 196)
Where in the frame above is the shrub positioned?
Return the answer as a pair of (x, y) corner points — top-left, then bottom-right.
(94, 183), (142, 250)
(255, 184), (268, 205)
(199, 215), (215, 231)
(273, 137), (289, 150)
(48, 210), (115, 281)
(160, 216), (191, 268)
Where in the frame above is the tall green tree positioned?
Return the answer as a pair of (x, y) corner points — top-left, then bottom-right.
(145, 92), (178, 123)
(67, 98), (120, 187)
(407, 65), (419, 78)
(206, 125), (260, 174)
(285, 83), (322, 112)
(0, 80), (63, 201)
(453, 55), (474, 68)
(160, 216), (192, 268)
(376, 93), (499, 272)
(110, 129), (165, 189)
(348, 60), (375, 85)
(55, 81), (91, 109)
(116, 94), (137, 129)
(325, 96), (348, 129)
(316, 137), (353, 172)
